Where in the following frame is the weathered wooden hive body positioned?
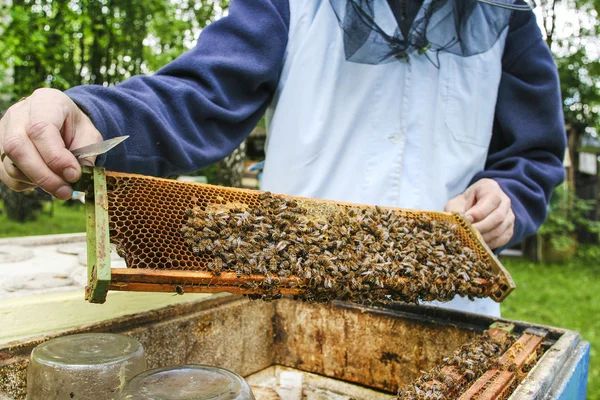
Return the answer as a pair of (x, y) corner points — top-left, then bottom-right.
(0, 296), (590, 399)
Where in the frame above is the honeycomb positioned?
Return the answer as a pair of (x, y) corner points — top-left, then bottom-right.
(107, 172), (261, 271)
(105, 171), (514, 302)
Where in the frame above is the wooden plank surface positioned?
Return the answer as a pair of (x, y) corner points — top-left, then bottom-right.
(0, 290), (210, 345)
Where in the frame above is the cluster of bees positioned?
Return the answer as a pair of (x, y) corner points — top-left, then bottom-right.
(181, 192), (499, 303)
(396, 332), (515, 399)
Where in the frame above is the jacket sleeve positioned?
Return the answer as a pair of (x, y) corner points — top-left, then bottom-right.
(66, 0), (290, 177)
(470, 7), (566, 247)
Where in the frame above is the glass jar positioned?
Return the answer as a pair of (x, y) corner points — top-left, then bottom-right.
(27, 333), (146, 400)
(119, 365), (255, 400)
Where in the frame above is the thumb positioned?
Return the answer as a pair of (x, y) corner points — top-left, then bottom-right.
(444, 189), (477, 223)
(28, 89), (102, 177)
(70, 112), (103, 152)
(70, 124), (104, 167)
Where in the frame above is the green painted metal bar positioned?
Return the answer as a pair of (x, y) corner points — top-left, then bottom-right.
(77, 166), (111, 304)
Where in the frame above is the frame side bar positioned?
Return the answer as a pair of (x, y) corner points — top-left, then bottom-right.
(84, 166), (111, 303)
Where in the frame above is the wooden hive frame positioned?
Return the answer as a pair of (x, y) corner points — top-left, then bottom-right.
(76, 166), (515, 304)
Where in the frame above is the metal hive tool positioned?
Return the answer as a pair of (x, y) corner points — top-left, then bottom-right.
(76, 167), (515, 304)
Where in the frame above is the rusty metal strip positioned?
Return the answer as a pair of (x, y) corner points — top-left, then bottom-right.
(84, 167), (111, 303)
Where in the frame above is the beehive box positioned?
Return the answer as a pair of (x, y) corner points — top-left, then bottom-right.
(0, 295), (589, 399)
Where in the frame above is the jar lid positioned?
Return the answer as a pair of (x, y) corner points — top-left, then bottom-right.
(32, 333), (143, 366)
(120, 365), (254, 400)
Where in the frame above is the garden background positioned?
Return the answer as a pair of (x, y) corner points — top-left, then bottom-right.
(0, 0), (599, 397)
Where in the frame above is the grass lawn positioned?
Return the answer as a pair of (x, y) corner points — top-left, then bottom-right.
(0, 200), (85, 238)
(500, 251), (599, 399)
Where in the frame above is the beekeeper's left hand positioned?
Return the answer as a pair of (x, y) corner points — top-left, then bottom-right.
(444, 178), (515, 249)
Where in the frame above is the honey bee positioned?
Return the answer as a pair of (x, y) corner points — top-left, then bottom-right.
(295, 266), (308, 279)
(258, 192), (271, 201)
(180, 186), (497, 306)
(208, 257), (223, 276)
(275, 241), (288, 252)
(278, 269), (289, 278)
(269, 258), (278, 273)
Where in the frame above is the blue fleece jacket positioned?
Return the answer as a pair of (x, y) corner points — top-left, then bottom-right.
(66, 0), (566, 247)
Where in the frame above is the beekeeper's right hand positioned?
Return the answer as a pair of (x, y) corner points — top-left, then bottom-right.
(0, 88), (103, 200)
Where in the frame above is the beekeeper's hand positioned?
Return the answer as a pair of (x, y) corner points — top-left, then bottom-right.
(444, 178), (515, 249)
(0, 88), (103, 200)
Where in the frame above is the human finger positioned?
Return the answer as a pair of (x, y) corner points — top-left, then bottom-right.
(444, 192), (476, 223)
(480, 210), (515, 243)
(2, 153), (32, 184)
(2, 130), (73, 200)
(464, 191), (503, 225)
(471, 197), (510, 235)
(444, 195), (467, 213)
(0, 159), (36, 191)
(0, 102), (44, 188)
(1, 91), (73, 199)
(486, 226), (515, 249)
(26, 120), (81, 183)
(28, 90), (81, 182)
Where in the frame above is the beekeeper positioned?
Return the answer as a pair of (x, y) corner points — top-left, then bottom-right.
(0, 0), (566, 317)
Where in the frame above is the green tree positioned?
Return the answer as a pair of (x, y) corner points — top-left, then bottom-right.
(0, 0), (228, 102)
(539, 0), (600, 136)
(0, 0), (229, 221)
(536, 0), (600, 248)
